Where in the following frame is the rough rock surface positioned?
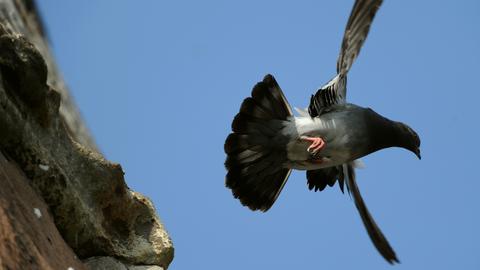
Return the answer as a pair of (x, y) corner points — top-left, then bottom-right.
(84, 257), (164, 270)
(0, 21), (173, 270)
(0, 0), (174, 269)
(0, 152), (87, 270)
(0, 0), (98, 150)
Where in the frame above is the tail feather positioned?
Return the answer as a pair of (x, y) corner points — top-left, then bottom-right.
(224, 134), (269, 154)
(251, 76), (292, 118)
(240, 97), (273, 119)
(234, 148), (268, 164)
(232, 114), (278, 136)
(225, 74), (293, 211)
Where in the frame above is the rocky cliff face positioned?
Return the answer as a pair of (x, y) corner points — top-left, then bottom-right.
(0, 1), (173, 269)
(0, 152), (87, 270)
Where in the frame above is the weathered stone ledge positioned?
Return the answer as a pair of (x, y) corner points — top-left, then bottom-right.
(0, 3), (174, 268)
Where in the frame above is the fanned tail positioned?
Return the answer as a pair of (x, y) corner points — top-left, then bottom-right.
(225, 74), (293, 212)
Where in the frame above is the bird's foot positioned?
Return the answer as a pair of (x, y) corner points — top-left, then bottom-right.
(300, 136), (326, 155)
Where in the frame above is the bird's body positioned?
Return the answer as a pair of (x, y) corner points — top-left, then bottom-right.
(281, 103), (419, 171)
(284, 104), (373, 170)
(224, 0), (421, 264)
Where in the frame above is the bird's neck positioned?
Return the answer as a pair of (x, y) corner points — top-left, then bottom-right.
(367, 114), (407, 153)
(372, 126), (400, 150)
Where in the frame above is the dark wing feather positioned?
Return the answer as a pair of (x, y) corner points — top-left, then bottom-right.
(309, 0), (383, 118)
(344, 163), (400, 264)
(306, 166), (345, 193)
(337, 0), (383, 75)
(308, 75), (347, 117)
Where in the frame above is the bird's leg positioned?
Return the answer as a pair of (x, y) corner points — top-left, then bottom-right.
(300, 136), (326, 155)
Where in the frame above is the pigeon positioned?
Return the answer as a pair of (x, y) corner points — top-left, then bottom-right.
(224, 0), (420, 264)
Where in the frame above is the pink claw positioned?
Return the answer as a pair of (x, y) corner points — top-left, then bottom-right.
(300, 136), (326, 154)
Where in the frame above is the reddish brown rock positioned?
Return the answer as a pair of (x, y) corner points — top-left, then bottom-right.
(0, 152), (87, 270)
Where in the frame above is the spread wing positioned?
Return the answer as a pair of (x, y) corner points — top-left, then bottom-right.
(308, 75), (347, 117)
(306, 162), (399, 263)
(344, 164), (400, 264)
(309, 0), (383, 118)
(337, 0), (383, 75)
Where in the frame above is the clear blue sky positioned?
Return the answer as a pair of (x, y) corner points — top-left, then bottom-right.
(38, 1), (479, 269)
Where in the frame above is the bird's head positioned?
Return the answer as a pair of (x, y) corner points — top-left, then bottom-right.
(364, 108), (421, 160)
(394, 122), (421, 159)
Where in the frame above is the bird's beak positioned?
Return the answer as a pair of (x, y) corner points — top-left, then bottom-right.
(414, 148), (421, 160)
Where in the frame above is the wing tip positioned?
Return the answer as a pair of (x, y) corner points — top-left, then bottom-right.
(386, 255), (400, 265)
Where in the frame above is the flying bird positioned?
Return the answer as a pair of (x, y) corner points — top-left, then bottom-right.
(224, 0), (420, 264)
